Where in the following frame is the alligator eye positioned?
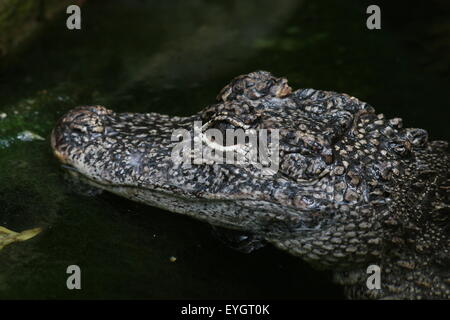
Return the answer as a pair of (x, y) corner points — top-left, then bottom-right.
(203, 120), (241, 147)
(211, 120), (238, 137)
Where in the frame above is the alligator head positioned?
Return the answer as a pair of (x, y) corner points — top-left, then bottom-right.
(51, 71), (449, 299)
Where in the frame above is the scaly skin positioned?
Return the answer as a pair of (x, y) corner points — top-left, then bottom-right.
(51, 71), (449, 299)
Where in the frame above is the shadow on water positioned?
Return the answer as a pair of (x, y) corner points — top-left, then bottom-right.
(0, 0), (448, 299)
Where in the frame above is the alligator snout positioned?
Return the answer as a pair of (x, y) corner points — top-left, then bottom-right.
(51, 105), (111, 164)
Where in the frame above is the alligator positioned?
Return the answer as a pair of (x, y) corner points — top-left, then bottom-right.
(51, 71), (449, 299)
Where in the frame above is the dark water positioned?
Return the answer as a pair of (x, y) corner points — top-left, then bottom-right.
(0, 0), (448, 299)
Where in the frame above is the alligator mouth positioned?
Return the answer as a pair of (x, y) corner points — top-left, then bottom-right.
(60, 163), (80, 174)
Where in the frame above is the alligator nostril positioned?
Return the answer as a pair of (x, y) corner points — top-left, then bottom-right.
(69, 123), (88, 133)
(51, 105), (112, 162)
(61, 106), (109, 136)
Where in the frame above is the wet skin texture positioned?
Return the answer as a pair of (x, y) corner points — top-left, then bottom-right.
(51, 71), (449, 299)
